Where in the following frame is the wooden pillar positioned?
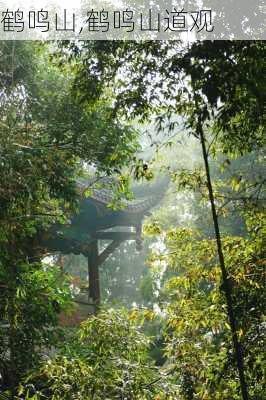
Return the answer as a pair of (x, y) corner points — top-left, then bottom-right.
(88, 240), (100, 311)
(135, 223), (143, 251)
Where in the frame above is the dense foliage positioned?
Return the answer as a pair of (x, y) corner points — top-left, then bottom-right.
(0, 41), (139, 392)
(0, 39), (265, 400)
(145, 208), (265, 398)
(19, 309), (172, 400)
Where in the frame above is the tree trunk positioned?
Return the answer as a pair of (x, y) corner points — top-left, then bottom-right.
(8, 264), (18, 398)
(197, 116), (249, 400)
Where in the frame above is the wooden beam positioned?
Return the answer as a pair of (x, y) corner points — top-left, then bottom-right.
(88, 240), (100, 311)
(97, 240), (123, 266)
(92, 231), (137, 241)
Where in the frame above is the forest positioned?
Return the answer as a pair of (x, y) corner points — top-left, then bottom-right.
(0, 40), (265, 400)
